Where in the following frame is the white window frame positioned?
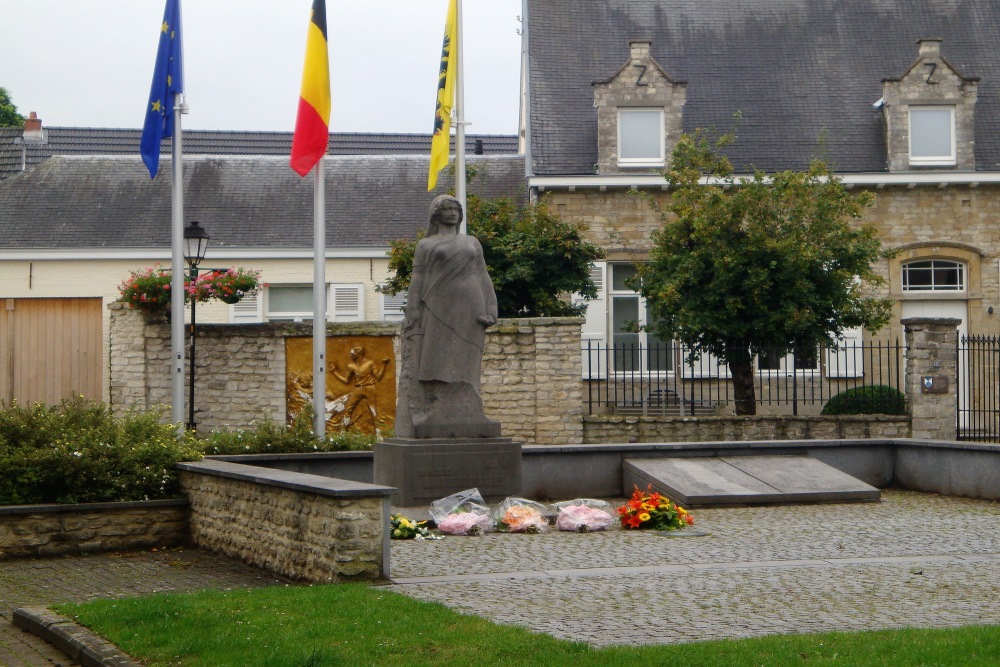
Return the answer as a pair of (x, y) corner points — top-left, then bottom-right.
(902, 259), (966, 292)
(617, 108), (665, 167)
(265, 284), (316, 322)
(608, 263), (673, 376)
(908, 106), (956, 166)
(574, 262), (608, 379)
(755, 346), (821, 377)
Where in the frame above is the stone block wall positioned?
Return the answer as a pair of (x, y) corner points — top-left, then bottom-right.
(482, 318), (584, 446)
(178, 461), (389, 582)
(583, 415), (911, 444)
(0, 500), (188, 559)
(109, 305), (584, 446)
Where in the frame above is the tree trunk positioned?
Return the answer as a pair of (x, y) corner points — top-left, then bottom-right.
(727, 346), (757, 416)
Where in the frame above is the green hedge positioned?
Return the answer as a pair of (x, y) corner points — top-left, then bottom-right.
(821, 385), (907, 416)
(0, 400), (375, 506)
(0, 398), (203, 505)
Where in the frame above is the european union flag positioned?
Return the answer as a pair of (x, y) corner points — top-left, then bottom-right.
(140, 0), (183, 179)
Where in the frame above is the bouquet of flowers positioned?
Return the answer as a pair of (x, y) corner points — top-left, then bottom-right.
(617, 485), (695, 531)
(554, 499), (614, 532)
(389, 513), (438, 540)
(495, 497), (550, 533)
(430, 488), (493, 535)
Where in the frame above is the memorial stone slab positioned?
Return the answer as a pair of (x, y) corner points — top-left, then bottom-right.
(623, 455), (880, 506)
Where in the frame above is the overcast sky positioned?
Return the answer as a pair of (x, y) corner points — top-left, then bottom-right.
(0, 0), (523, 135)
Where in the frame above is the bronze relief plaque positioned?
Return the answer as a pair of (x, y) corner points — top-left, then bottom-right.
(286, 336), (396, 437)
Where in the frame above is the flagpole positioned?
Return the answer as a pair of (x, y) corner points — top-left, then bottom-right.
(170, 94), (186, 429)
(312, 157), (327, 438)
(455, 0), (467, 234)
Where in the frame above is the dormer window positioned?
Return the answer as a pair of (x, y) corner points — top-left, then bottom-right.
(909, 106), (955, 166)
(593, 39), (686, 175)
(881, 39), (978, 172)
(618, 108), (664, 166)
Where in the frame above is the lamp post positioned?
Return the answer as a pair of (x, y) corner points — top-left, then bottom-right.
(183, 220), (210, 431)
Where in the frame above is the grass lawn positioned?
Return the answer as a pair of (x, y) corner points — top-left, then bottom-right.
(57, 583), (1000, 667)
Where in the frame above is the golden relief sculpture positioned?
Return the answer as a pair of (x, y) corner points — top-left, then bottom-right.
(285, 336), (396, 437)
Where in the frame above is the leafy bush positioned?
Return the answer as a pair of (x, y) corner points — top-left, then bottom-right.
(821, 385), (907, 416)
(200, 408), (376, 455)
(0, 400), (375, 506)
(0, 398), (202, 505)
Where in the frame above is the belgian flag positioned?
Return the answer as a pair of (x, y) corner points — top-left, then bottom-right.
(291, 0), (331, 176)
(428, 0), (458, 191)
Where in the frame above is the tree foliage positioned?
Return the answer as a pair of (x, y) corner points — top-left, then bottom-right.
(380, 193), (604, 318)
(0, 87), (25, 127)
(636, 131), (893, 414)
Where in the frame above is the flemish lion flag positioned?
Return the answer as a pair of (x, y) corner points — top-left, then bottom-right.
(428, 0), (457, 191)
(291, 0), (331, 176)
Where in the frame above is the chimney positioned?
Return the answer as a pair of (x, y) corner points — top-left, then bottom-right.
(917, 38), (943, 59)
(629, 39), (652, 61)
(21, 111), (47, 145)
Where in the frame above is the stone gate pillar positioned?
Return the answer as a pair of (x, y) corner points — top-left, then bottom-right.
(903, 317), (961, 441)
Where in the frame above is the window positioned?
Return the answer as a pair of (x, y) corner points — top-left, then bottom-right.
(266, 285), (315, 322)
(757, 346), (820, 374)
(609, 263), (671, 372)
(618, 109), (664, 166)
(902, 259), (965, 292)
(264, 284), (366, 322)
(909, 107), (955, 165)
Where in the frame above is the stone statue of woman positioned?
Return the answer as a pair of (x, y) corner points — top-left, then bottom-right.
(395, 194), (501, 439)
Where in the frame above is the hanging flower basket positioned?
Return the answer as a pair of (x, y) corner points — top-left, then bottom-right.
(188, 268), (264, 305)
(118, 266), (265, 314)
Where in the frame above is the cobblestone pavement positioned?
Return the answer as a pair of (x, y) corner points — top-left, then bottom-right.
(2, 491), (1000, 665)
(390, 490), (1000, 646)
(0, 548), (289, 667)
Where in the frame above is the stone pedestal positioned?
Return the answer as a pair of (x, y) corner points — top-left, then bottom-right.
(374, 437), (522, 506)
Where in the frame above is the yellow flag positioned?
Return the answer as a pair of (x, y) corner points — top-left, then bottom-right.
(428, 0), (457, 191)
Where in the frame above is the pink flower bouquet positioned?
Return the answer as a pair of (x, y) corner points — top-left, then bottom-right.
(437, 512), (494, 536)
(555, 499), (614, 532)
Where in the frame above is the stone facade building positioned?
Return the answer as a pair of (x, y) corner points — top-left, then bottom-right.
(523, 0), (1000, 425)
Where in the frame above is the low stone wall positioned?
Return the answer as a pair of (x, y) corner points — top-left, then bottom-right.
(109, 304), (584, 446)
(0, 500), (188, 559)
(583, 415), (911, 444)
(177, 460), (392, 582)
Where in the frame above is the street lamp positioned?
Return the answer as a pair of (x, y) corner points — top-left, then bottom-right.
(183, 220), (209, 431)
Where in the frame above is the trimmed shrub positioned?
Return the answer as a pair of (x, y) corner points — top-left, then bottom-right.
(0, 398), (202, 505)
(200, 407), (376, 455)
(821, 385), (907, 416)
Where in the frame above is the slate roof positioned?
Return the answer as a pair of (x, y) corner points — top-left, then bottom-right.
(0, 154), (526, 250)
(0, 127), (519, 180)
(527, 0), (1000, 175)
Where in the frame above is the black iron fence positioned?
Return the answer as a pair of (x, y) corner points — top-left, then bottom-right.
(583, 339), (905, 416)
(957, 334), (1000, 442)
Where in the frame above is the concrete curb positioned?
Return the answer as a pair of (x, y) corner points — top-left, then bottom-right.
(12, 606), (141, 667)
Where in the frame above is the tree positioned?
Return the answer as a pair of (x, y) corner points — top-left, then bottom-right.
(0, 87), (25, 127)
(379, 193), (604, 318)
(635, 131), (893, 415)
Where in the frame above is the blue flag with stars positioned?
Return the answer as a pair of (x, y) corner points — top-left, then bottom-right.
(140, 0), (183, 178)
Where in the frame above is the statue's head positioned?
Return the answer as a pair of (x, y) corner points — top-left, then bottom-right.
(349, 346), (364, 360)
(427, 194), (464, 235)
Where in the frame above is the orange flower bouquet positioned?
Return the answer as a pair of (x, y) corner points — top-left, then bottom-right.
(617, 485), (695, 531)
(495, 497), (550, 533)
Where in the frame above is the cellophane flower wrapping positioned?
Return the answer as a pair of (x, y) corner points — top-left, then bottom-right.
(437, 511), (494, 536)
(554, 499), (614, 532)
(495, 497), (550, 533)
(429, 488), (493, 535)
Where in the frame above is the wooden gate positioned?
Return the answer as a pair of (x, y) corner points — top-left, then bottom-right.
(0, 298), (102, 405)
